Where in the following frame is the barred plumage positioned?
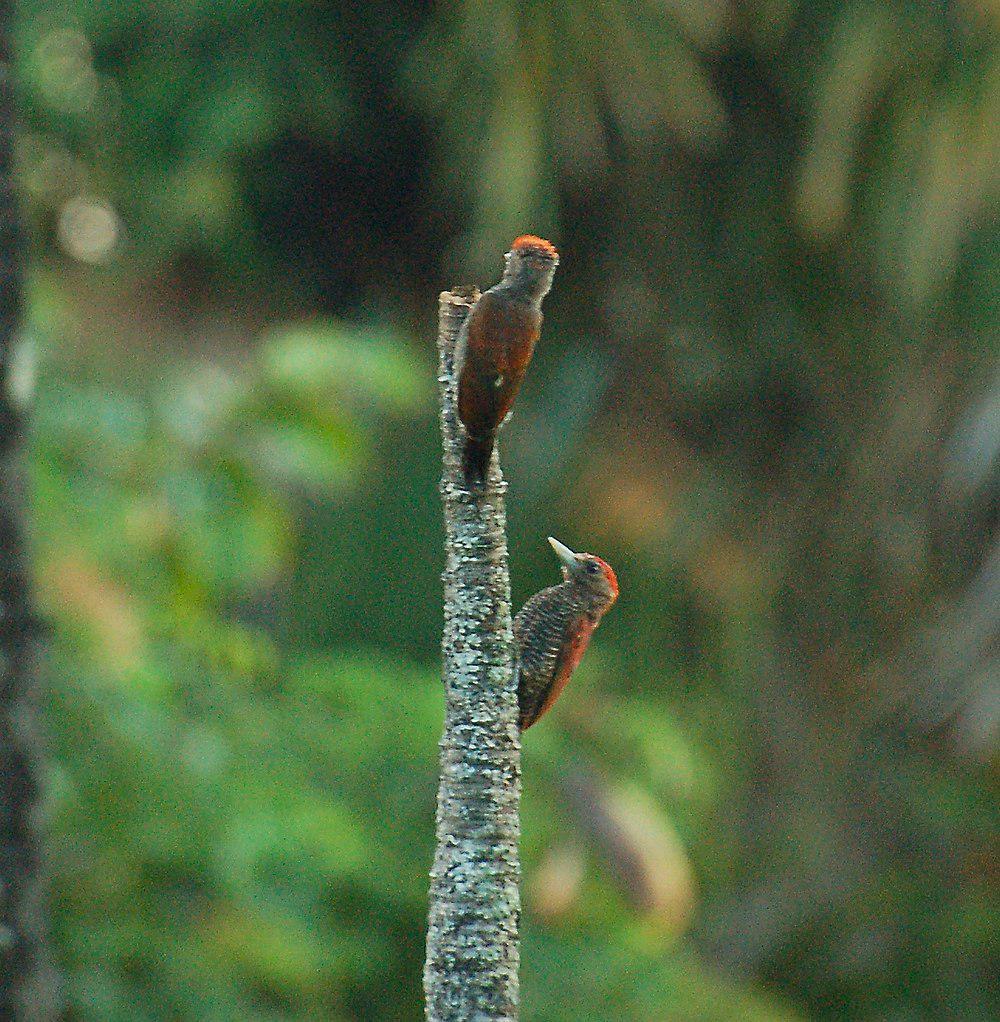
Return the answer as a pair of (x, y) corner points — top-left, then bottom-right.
(515, 582), (585, 728)
(514, 538), (618, 729)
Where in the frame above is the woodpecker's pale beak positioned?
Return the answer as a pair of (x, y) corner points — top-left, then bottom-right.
(547, 536), (579, 572)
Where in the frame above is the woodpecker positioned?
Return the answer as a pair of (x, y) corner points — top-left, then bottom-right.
(515, 537), (619, 730)
(455, 235), (559, 485)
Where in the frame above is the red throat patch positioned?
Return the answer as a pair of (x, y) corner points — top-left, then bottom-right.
(511, 235), (558, 260)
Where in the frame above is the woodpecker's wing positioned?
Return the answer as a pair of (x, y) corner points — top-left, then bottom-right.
(514, 582), (579, 727)
(456, 290), (540, 438)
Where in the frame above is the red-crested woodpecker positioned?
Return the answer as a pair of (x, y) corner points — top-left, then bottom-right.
(515, 537), (619, 729)
(455, 235), (559, 485)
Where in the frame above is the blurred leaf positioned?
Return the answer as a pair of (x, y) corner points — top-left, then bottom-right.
(262, 322), (426, 413)
(796, 4), (901, 238)
(240, 418), (364, 491)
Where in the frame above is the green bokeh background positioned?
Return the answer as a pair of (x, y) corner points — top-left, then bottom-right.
(13, 1), (998, 1019)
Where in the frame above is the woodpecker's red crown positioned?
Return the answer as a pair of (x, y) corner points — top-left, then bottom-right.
(510, 235), (559, 262)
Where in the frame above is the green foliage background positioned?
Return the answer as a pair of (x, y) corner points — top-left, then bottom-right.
(12, 1), (999, 1019)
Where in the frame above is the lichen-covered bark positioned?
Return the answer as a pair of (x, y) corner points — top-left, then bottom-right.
(424, 290), (521, 1021)
(0, 8), (59, 1017)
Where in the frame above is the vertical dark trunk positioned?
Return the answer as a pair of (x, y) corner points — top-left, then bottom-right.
(0, 6), (58, 1018)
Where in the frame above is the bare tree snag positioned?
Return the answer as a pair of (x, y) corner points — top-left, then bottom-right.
(424, 289), (522, 1021)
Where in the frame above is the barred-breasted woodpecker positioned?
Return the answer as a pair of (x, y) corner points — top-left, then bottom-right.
(455, 235), (559, 485)
(515, 537), (619, 730)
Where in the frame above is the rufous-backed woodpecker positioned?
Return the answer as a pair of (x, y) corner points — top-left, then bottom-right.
(515, 537), (619, 729)
(455, 235), (559, 485)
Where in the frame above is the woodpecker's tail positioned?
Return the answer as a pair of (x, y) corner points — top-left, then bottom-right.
(462, 433), (495, 487)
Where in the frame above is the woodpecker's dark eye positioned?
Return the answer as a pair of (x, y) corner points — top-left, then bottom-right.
(585, 561), (600, 575)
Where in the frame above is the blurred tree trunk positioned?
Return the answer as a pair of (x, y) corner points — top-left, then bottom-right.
(0, 6), (59, 1019)
(424, 290), (521, 1021)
